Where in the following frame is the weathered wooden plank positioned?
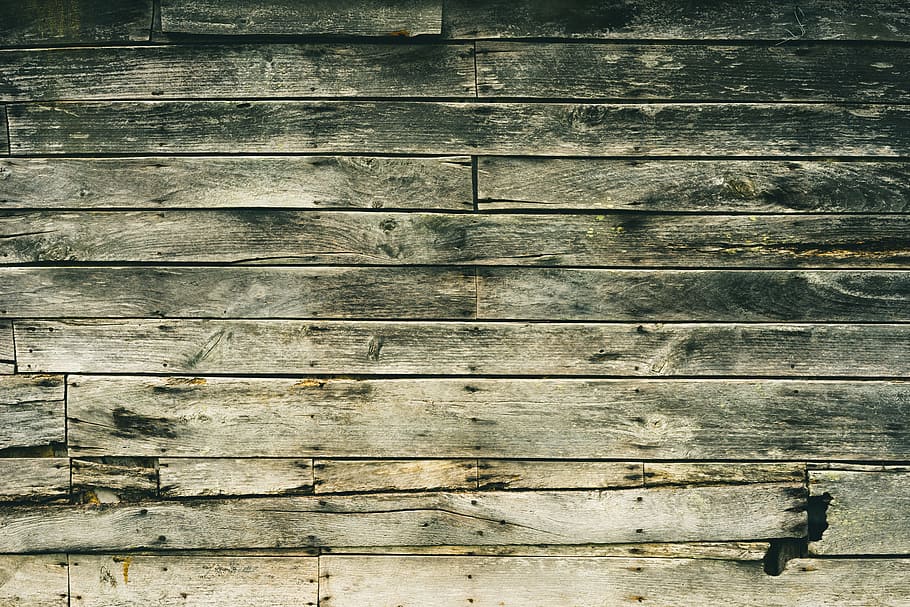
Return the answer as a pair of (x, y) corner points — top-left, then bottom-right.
(2, 211), (908, 268)
(320, 556), (910, 607)
(0, 44), (473, 102)
(70, 555), (318, 607)
(0, 484), (805, 552)
(0, 320), (13, 373)
(160, 458), (313, 498)
(477, 460), (641, 490)
(0, 555), (68, 607)
(315, 459), (475, 494)
(160, 0), (442, 36)
(72, 458), (157, 504)
(0, 0), (152, 46)
(0, 106), (7, 156)
(809, 468), (910, 555)
(477, 43), (910, 102)
(22, 320), (909, 376)
(8, 102), (909, 156)
(644, 463), (806, 487)
(443, 0), (910, 41)
(478, 269), (910, 322)
(0, 156), (473, 209)
(0, 458), (69, 503)
(66, 377), (910, 459)
(0, 267), (476, 319)
(476, 158), (910, 213)
(0, 374), (65, 450)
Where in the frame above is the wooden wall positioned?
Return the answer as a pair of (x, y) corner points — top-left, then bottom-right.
(0, 1), (908, 605)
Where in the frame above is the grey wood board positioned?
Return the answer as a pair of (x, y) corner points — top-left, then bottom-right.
(66, 376), (910, 459)
(1, 211), (908, 268)
(478, 460), (642, 490)
(72, 458), (158, 503)
(314, 459), (476, 494)
(160, 458), (314, 498)
(644, 463), (806, 487)
(0, 0), (152, 46)
(0, 44), (474, 101)
(0, 320), (13, 373)
(476, 158), (910, 213)
(0, 374), (65, 450)
(0, 458), (69, 503)
(0, 555), (68, 607)
(0, 267), (476, 319)
(0, 106), (7, 156)
(160, 0), (442, 36)
(0, 156), (473, 209)
(8, 102), (909, 156)
(0, 484), (806, 552)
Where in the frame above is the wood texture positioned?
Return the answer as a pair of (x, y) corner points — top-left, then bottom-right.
(71, 458), (158, 503)
(66, 377), (910, 459)
(0, 0), (152, 46)
(809, 469), (910, 555)
(0, 320), (13, 373)
(0, 458), (69, 503)
(160, 0), (442, 36)
(70, 555), (318, 607)
(8, 102), (909, 156)
(160, 458), (313, 498)
(0, 555), (68, 607)
(477, 269), (910, 321)
(476, 158), (910, 212)
(0, 374), (65, 450)
(0, 267), (476, 319)
(644, 463), (805, 487)
(0, 44), (474, 101)
(0, 156), (473, 209)
(477, 460), (642, 490)
(0, 106), (6, 156)
(315, 459), (476, 494)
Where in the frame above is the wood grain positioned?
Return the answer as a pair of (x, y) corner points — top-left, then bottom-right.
(315, 459), (476, 494)
(72, 458), (158, 504)
(66, 377), (910, 459)
(0, 374), (65, 450)
(8, 102), (909, 156)
(0, 0), (151, 46)
(0, 320), (13, 373)
(0, 555), (68, 607)
(0, 458), (69, 503)
(477, 460), (642, 490)
(644, 463), (805, 487)
(160, 458), (313, 498)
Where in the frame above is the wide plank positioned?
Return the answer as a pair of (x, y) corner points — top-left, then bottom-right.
(0, 484), (805, 552)
(8, 102), (909, 156)
(0, 555), (68, 607)
(443, 0), (910, 41)
(0, 267), (476, 319)
(72, 458), (158, 504)
(0, 156), (473, 209)
(476, 158), (910, 212)
(160, 0), (442, 36)
(0, 319), (13, 373)
(0, 44), (473, 101)
(477, 269), (910, 321)
(70, 555), (318, 607)
(0, 374), (65, 450)
(315, 459), (475, 494)
(0, 458), (69, 503)
(0, 0), (151, 46)
(809, 468), (910, 555)
(1, 211), (908, 268)
(160, 458), (313, 498)
(477, 460), (642, 490)
(66, 377), (910, 459)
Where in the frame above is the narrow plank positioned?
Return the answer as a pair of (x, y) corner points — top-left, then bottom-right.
(0, 484), (805, 552)
(315, 459), (475, 494)
(0, 0), (151, 46)
(809, 468), (910, 555)
(477, 43), (910, 102)
(70, 555), (318, 607)
(160, 0), (442, 36)
(477, 460), (641, 490)
(644, 463), (805, 487)
(443, 0), (910, 41)
(72, 458), (158, 503)
(0, 319), (13, 373)
(8, 101), (909, 156)
(0, 458), (69, 503)
(0, 267), (477, 319)
(20, 320), (908, 376)
(0, 374), (65, 450)
(476, 158), (910, 212)
(478, 269), (910, 322)
(2, 211), (909, 268)
(0, 105), (7, 156)
(66, 377), (909, 459)
(160, 458), (313, 498)
(320, 556), (910, 607)
(0, 44), (474, 101)
(0, 555), (68, 607)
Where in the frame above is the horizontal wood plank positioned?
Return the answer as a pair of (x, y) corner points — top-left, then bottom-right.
(160, 0), (442, 36)
(0, 0), (151, 46)
(66, 377), (910, 459)
(72, 458), (158, 504)
(0, 555), (68, 607)
(8, 102), (909, 156)
(0, 106), (6, 156)
(644, 463), (806, 487)
(160, 458), (313, 498)
(476, 158), (910, 212)
(478, 460), (642, 490)
(315, 459), (476, 494)
(0, 458), (69, 503)
(0, 267), (476, 319)
(0, 374), (65, 450)
(0, 320), (13, 373)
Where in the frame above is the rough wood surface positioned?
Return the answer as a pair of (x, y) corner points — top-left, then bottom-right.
(0, 267), (476, 319)
(160, 0), (442, 36)
(809, 469), (910, 555)
(0, 484), (805, 552)
(2, 211), (908, 268)
(0, 374), (65, 450)
(160, 458), (313, 498)
(19, 320), (909, 376)
(476, 158), (910, 213)
(443, 0), (910, 41)
(0, 555), (68, 607)
(315, 459), (476, 494)
(477, 460), (641, 490)
(0, 0), (152, 46)
(0, 320), (13, 373)
(0, 44), (474, 101)
(66, 377), (910, 459)
(0, 156), (473, 209)
(644, 463), (805, 487)
(8, 102), (909, 156)
(0, 458), (69, 503)
(71, 458), (158, 504)
(0, 106), (7, 156)
(477, 269), (910, 322)
(70, 555), (318, 607)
